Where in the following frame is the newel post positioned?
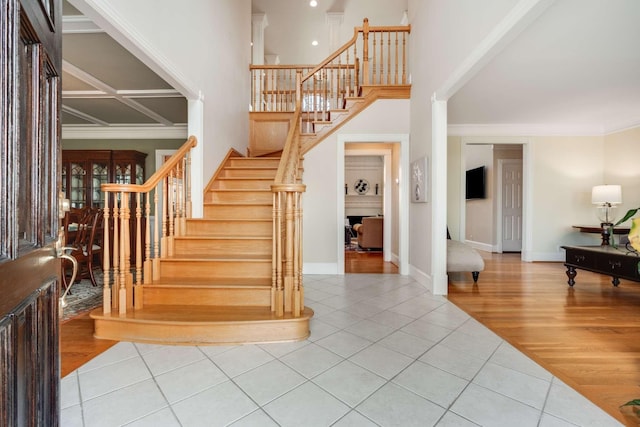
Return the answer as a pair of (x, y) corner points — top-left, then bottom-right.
(362, 18), (370, 85)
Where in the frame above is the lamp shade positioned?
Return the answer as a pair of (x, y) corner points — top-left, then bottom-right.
(592, 185), (622, 205)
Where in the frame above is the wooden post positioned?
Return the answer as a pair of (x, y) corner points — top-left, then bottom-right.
(102, 192), (111, 314)
(362, 18), (370, 85)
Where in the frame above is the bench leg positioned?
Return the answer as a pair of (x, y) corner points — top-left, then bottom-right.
(472, 271), (479, 283)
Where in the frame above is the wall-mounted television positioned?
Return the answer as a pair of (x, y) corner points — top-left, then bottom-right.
(465, 166), (486, 200)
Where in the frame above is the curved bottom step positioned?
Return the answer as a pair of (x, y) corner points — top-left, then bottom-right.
(90, 305), (314, 345)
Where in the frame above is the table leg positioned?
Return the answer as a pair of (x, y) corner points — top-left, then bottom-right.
(565, 265), (576, 286)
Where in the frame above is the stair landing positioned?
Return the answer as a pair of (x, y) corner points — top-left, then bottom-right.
(91, 305), (314, 345)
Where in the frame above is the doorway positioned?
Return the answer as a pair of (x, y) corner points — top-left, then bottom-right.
(336, 133), (410, 275)
(459, 139), (529, 259)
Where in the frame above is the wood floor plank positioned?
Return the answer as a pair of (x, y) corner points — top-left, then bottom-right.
(448, 252), (640, 426)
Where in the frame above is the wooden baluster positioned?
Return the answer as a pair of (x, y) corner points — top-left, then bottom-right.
(298, 191), (304, 310)
(161, 175), (168, 257)
(271, 192), (278, 312)
(284, 191), (294, 313)
(118, 193), (127, 314)
(345, 48), (351, 98)
(387, 32), (391, 85)
(251, 70), (256, 111)
(293, 190), (302, 317)
(395, 32), (399, 85)
(134, 192), (143, 308)
(312, 72), (317, 125)
(275, 191), (283, 317)
(123, 192), (133, 310)
(372, 31), (378, 84)
(102, 192), (111, 314)
(168, 169), (175, 256)
(186, 152), (192, 219)
(112, 197), (120, 311)
(144, 192), (152, 284)
(336, 59), (342, 109)
(402, 31), (407, 84)
(153, 182), (161, 281)
(362, 18), (369, 85)
(270, 69), (275, 111)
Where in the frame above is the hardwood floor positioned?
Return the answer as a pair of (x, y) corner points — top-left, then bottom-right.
(448, 252), (640, 426)
(344, 249), (399, 274)
(60, 252), (640, 425)
(60, 314), (117, 377)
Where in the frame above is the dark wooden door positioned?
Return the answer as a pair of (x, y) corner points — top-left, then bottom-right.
(0, 0), (62, 425)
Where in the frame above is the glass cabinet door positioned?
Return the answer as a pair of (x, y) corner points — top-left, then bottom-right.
(70, 162), (87, 208)
(91, 161), (109, 208)
(115, 162), (132, 184)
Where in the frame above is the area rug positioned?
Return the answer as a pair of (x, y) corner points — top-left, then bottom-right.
(60, 278), (103, 322)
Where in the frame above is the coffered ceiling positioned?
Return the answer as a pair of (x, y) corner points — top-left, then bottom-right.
(61, 0), (188, 139)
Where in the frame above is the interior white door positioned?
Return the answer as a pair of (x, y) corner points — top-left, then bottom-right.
(501, 160), (523, 252)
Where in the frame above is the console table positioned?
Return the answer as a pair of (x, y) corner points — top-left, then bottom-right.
(572, 225), (630, 246)
(562, 245), (640, 286)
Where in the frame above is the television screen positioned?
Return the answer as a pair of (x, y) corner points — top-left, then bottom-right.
(466, 166), (486, 200)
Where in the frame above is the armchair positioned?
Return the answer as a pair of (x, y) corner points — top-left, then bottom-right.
(353, 216), (383, 249)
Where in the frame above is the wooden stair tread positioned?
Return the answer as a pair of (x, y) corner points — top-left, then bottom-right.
(176, 236), (271, 240)
(149, 277), (271, 287)
(204, 202), (272, 206)
(209, 189), (271, 192)
(93, 305), (313, 323)
(217, 177), (274, 180)
(163, 254), (271, 261)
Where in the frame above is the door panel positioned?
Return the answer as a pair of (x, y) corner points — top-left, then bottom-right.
(501, 160), (523, 252)
(0, 0), (62, 425)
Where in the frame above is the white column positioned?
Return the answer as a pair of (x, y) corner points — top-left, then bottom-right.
(325, 12), (343, 52)
(188, 96), (204, 218)
(432, 95), (448, 295)
(252, 13), (268, 65)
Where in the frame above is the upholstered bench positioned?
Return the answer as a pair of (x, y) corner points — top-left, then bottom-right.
(447, 239), (485, 283)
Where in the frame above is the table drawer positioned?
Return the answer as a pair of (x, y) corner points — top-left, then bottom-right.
(599, 256), (640, 280)
(565, 250), (597, 268)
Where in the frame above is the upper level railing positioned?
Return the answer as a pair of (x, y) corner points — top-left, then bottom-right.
(100, 136), (197, 315)
(250, 19), (411, 115)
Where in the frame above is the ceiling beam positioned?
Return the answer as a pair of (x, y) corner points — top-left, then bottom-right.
(62, 60), (175, 126)
(62, 105), (110, 126)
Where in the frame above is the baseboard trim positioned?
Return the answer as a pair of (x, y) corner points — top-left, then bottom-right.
(410, 265), (433, 294)
(303, 263), (339, 275)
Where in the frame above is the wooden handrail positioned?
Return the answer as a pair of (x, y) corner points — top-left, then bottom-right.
(99, 136), (197, 315)
(103, 136), (197, 193)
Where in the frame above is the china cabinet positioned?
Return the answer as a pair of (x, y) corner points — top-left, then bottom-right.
(61, 150), (147, 208)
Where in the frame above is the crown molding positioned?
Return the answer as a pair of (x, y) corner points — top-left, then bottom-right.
(62, 125), (188, 140)
(62, 15), (103, 34)
(448, 123), (607, 137)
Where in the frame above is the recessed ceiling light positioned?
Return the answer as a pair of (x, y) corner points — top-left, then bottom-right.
(312, 40), (318, 46)
(310, 0), (318, 7)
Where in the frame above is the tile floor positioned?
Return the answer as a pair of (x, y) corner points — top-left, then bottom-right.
(61, 274), (624, 427)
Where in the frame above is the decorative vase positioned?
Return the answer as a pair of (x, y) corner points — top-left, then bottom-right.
(628, 218), (640, 252)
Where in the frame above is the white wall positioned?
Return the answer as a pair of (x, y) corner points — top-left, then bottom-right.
(604, 127), (640, 222)
(529, 135), (605, 258)
(70, 0), (252, 192)
(303, 100), (409, 273)
(465, 144), (493, 247)
(407, 0), (519, 292)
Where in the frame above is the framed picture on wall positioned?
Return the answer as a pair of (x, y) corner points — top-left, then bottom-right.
(411, 156), (428, 203)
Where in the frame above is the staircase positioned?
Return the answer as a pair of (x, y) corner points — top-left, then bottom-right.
(89, 19), (410, 346)
(91, 153), (313, 345)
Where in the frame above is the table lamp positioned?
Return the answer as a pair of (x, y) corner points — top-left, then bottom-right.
(591, 184), (622, 226)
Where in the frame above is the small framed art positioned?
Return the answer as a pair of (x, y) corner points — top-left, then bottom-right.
(411, 156), (428, 203)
